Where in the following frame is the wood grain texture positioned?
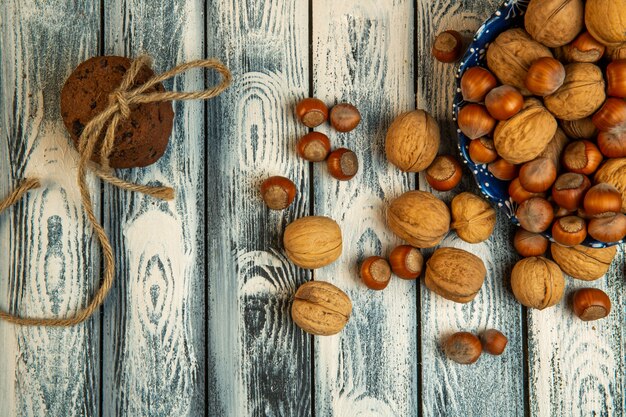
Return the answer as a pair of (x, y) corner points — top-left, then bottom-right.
(102, 1), (206, 416)
(528, 246), (625, 417)
(311, 1), (417, 416)
(0, 1), (100, 416)
(205, 1), (312, 416)
(416, 1), (525, 416)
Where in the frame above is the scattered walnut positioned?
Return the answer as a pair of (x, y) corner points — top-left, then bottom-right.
(551, 244), (618, 281)
(283, 216), (342, 269)
(510, 257), (564, 310)
(291, 281), (352, 336)
(425, 247), (487, 303)
(451, 192), (496, 243)
(387, 191), (450, 248)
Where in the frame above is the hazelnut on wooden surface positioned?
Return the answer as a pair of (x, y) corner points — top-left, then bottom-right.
(588, 213), (626, 243)
(485, 85), (524, 121)
(524, 57), (566, 96)
(442, 332), (482, 364)
(584, 184), (622, 218)
(592, 98), (626, 132)
(461, 67), (498, 103)
(488, 159), (519, 181)
(559, 118), (597, 140)
(594, 158), (626, 212)
(606, 60), (626, 98)
(510, 257), (564, 310)
(283, 216), (342, 269)
(516, 197), (554, 233)
(514, 228), (549, 257)
(432, 30), (464, 63)
(451, 192), (496, 244)
(597, 131), (626, 158)
(493, 98), (557, 164)
(480, 329), (508, 355)
(551, 243), (617, 281)
(297, 132), (331, 162)
(296, 97), (328, 128)
(458, 104), (496, 140)
(330, 103), (360, 132)
(389, 245), (423, 280)
(544, 63), (606, 121)
(572, 288), (611, 321)
(385, 110), (440, 173)
(524, 0), (583, 48)
(558, 32), (606, 63)
(519, 157), (557, 193)
(291, 281), (352, 336)
(327, 148), (358, 181)
(551, 173), (591, 211)
(425, 247), (486, 303)
(360, 256), (392, 291)
(585, 0), (626, 46)
(486, 28), (552, 95)
(509, 179), (545, 205)
(387, 191), (450, 249)
(260, 176), (296, 210)
(551, 216), (587, 247)
(469, 137), (498, 165)
(425, 155), (462, 191)
(561, 140), (603, 176)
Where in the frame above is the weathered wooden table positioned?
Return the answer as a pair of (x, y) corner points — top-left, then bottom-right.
(0, 1), (624, 416)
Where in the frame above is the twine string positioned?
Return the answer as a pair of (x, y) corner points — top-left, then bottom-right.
(0, 56), (231, 326)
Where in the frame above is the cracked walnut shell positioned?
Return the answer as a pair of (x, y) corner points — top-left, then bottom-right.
(425, 247), (487, 303)
(551, 244), (617, 281)
(284, 216), (342, 269)
(291, 281), (352, 336)
(524, 0), (584, 48)
(451, 192), (496, 243)
(544, 63), (606, 121)
(511, 257), (564, 310)
(387, 191), (450, 248)
(385, 110), (440, 172)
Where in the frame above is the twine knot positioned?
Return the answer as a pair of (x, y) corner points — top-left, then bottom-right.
(0, 55), (231, 326)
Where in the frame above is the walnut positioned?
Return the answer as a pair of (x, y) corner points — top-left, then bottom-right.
(451, 192), (496, 243)
(585, 0), (626, 46)
(425, 247), (487, 303)
(524, 0), (584, 47)
(387, 191), (450, 248)
(283, 216), (342, 269)
(544, 63), (606, 121)
(539, 128), (569, 170)
(291, 281), (352, 336)
(510, 257), (564, 310)
(494, 98), (558, 164)
(551, 243), (618, 281)
(385, 110), (440, 172)
(487, 28), (553, 95)
(607, 43), (626, 61)
(595, 158), (626, 213)
(559, 118), (597, 140)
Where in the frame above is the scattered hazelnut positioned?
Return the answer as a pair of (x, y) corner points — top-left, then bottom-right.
(385, 110), (440, 173)
(551, 244), (617, 281)
(451, 192), (496, 244)
(283, 216), (342, 269)
(297, 132), (331, 162)
(572, 288), (611, 321)
(425, 155), (463, 191)
(469, 137), (498, 164)
(561, 140), (603, 175)
(488, 159), (519, 181)
(360, 256), (392, 290)
(597, 131), (626, 158)
(480, 329), (508, 355)
(460, 67), (498, 103)
(458, 104), (496, 140)
(432, 30), (464, 63)
(592, 98), (626, 132)
(485, 85), (524, 120)
(260, 176), (296, 210)
(330, 103), (361, 132)
(291, 281), (352, 336)
(508, 178), (545, 204)
(584, 183), (622, 218)
(510, 257), (564, 310)
(551, 216), (587, 247)
(442, 332), (482, 364)
(389, 245), (423, 280)
(519, 157), (557, 193)
(296, 97), (328, 128)
(514, 228), (549, 257)
(551, 173), (591, 211)
(425, 247), (486, 303)
(588, 213), (626, 243)
(606, 60), (626, 98)
(525, 57), (566, 96)
(516, 197), (554, 233)
(327, 148), (358, 181)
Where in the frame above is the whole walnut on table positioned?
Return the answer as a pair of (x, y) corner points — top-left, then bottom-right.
(551, 244), (617, 281)
(425, 247), (487, 303)
(451, 192), (496, 244)
(511, 257), (564, 310)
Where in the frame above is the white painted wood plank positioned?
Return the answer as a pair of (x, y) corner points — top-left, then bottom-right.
(528, 246), (625, 417)
(102, 1), (206, 416)
(205, 1), (312, 416)
(0, 2), (100, 416)
(416, 1), (525, 416)
(311, 2), (417, 416)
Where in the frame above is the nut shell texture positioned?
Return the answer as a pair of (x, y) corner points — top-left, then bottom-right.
(494, 98), (557, 164)
(551, 244), (617, 281)
(385, 110), (440, 172)
(451, 192), (496, 243)
(595, 158), (626, 213)
(387, 191), (450, 248)
(425, 247), (487, 303)
(544, 63), (606, 121)
(585, 0), (626, 46)
(524, 0), (584, 48)
(291, 281), (352, 336)
(511, 257), (564, 310)
(284, 216), (342, 269)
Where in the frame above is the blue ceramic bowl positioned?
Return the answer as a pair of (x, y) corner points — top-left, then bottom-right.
(453, 0), (622, 248)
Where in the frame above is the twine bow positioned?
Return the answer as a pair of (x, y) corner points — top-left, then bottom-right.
(0, 56), (231, 326)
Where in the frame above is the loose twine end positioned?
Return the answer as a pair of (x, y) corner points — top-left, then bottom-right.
(0, 55), (230, 326)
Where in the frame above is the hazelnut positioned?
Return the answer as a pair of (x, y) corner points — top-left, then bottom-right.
(330, 103), (360, 132)
(585, 0), (626, 46)
(561, 140), (603, 175)
(493, 98), (558, 164)
(509, 178), (544, 204)
(458, 104), (496, 140)
(450, 192), (496, 243)
(510, 257), (565, 310)
(525, 57), (566, 96)
(425, 247), (486, 303)
(291, 281), (352, 336)
(487, 29), (553, 95)
(385, 110), (440, 173)
(592, 98), (626, 132)
(595, 158), (626, 212)
(387, 191), (450, 248)
(260, 176), (296, 210)
(360, 257), (392, 290)
(606, 60), (626, 98)
(432, 30), (464, 63)
(557, 32), (606, 63)
(461, 67), (498, 103)
(524, 0), (584, 47)
(327, 148), (358, 181)
(297, 132), (331, 162)
(544, 63), (606, 121)
(597, 131), (626, 158)
(480, 329), (508, 355)
(514, 228), (549, 257)
(442, 332), (482, 364)
(488, 159), (519, 181)
(584, 183), (622, 217)
(572, 288), (611, 321)
(425, 155), (463, 191)
(469, 137), (498, 164)
(389, 245), (423, 280)
(296, 98), (328, 128)
(516, 197), (554, 233)
(551, 243), (617, 281)
(551, 216), (587, 247)
(551, 173), (591, 211)
(519, 157), (557, 193)
(485, 85), (524, 120)
(588, 213), (626, 243)
(283, 216), (342, 269)
(559, 118), (597, 140)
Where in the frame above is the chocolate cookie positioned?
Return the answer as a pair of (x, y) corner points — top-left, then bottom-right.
(60, 56), (174, 169)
